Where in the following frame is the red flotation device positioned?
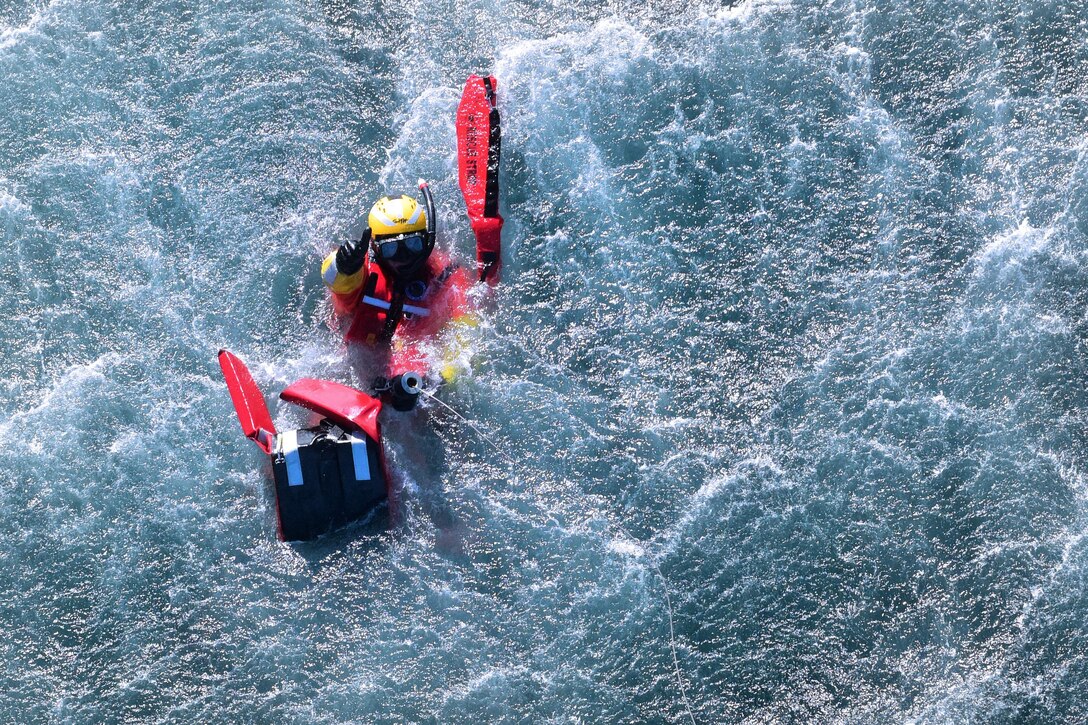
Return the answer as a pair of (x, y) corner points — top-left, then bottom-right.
(457, 74), (503, 284)
(218, 349), (276, 453)
(217, 350), (392, 541)
(279, 377), (383, 444)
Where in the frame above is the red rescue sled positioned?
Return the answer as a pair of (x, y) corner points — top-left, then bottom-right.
(217, 350), (392, 541)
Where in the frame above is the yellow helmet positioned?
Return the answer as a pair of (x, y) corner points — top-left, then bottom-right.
(368, 195), (427, 237)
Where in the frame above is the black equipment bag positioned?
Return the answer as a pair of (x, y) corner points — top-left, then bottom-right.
(269, 420), (388, 541)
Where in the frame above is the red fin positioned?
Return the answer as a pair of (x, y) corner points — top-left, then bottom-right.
(279, 378), (383, 444)
(458, 74), (503, 284)
(218, 350), (276, 453)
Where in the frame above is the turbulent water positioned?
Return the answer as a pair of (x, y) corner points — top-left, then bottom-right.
(2, 0), (1087, 721)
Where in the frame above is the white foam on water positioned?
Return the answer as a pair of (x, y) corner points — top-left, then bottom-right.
(0, 352), (121, 447)
(975, 218), (1052, 271)
(0, 2), (54, 51)
(666, 454), (787, 538)
(0, 187), (29, 215)
(496, 17), (654, 81)
(606, 536), (646, 558)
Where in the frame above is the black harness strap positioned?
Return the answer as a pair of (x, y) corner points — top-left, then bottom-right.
(477, 253), (498, 282)
(435, 263), (458, 286)
(482, 76), (501, 220)
(380, 282), (405, 341)
(376, 264), (460, 341)
(361, 270), (378, 298)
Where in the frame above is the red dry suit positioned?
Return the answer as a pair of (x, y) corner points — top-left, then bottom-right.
(321, 247), (476, 380)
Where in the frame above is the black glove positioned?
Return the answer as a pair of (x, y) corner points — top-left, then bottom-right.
(336, 228), (371, 275)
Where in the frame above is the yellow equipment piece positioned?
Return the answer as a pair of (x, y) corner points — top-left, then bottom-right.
(439, 313), (480, 383)
(368, 195), (427, 237)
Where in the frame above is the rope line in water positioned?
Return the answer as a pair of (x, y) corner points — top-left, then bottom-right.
(653, 556), (698, 725)
(422, 386), (698, 725)
(419, 388), (518, 466)
(605, 515), (698, 725)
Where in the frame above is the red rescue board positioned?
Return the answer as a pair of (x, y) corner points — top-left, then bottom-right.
(457, 74), (503, 284)
(279, 378), (383, 444)
(218, 350), (276, 453)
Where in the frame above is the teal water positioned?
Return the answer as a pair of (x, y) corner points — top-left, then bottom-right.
(2, 0), (1087, 722)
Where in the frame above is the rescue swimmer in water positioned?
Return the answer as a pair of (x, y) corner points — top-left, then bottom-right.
(320, 186), (472, 411)
(217, 74), (503, 541)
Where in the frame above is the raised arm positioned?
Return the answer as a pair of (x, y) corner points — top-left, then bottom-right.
(321, 230), (371, 315)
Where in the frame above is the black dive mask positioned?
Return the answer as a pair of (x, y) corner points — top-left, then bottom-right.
(372, 232), (429, 276)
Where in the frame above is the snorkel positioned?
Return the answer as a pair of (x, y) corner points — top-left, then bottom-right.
(418, 178), (437, 257)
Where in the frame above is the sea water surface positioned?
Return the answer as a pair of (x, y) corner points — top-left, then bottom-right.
(2, 0), (1087, 722)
